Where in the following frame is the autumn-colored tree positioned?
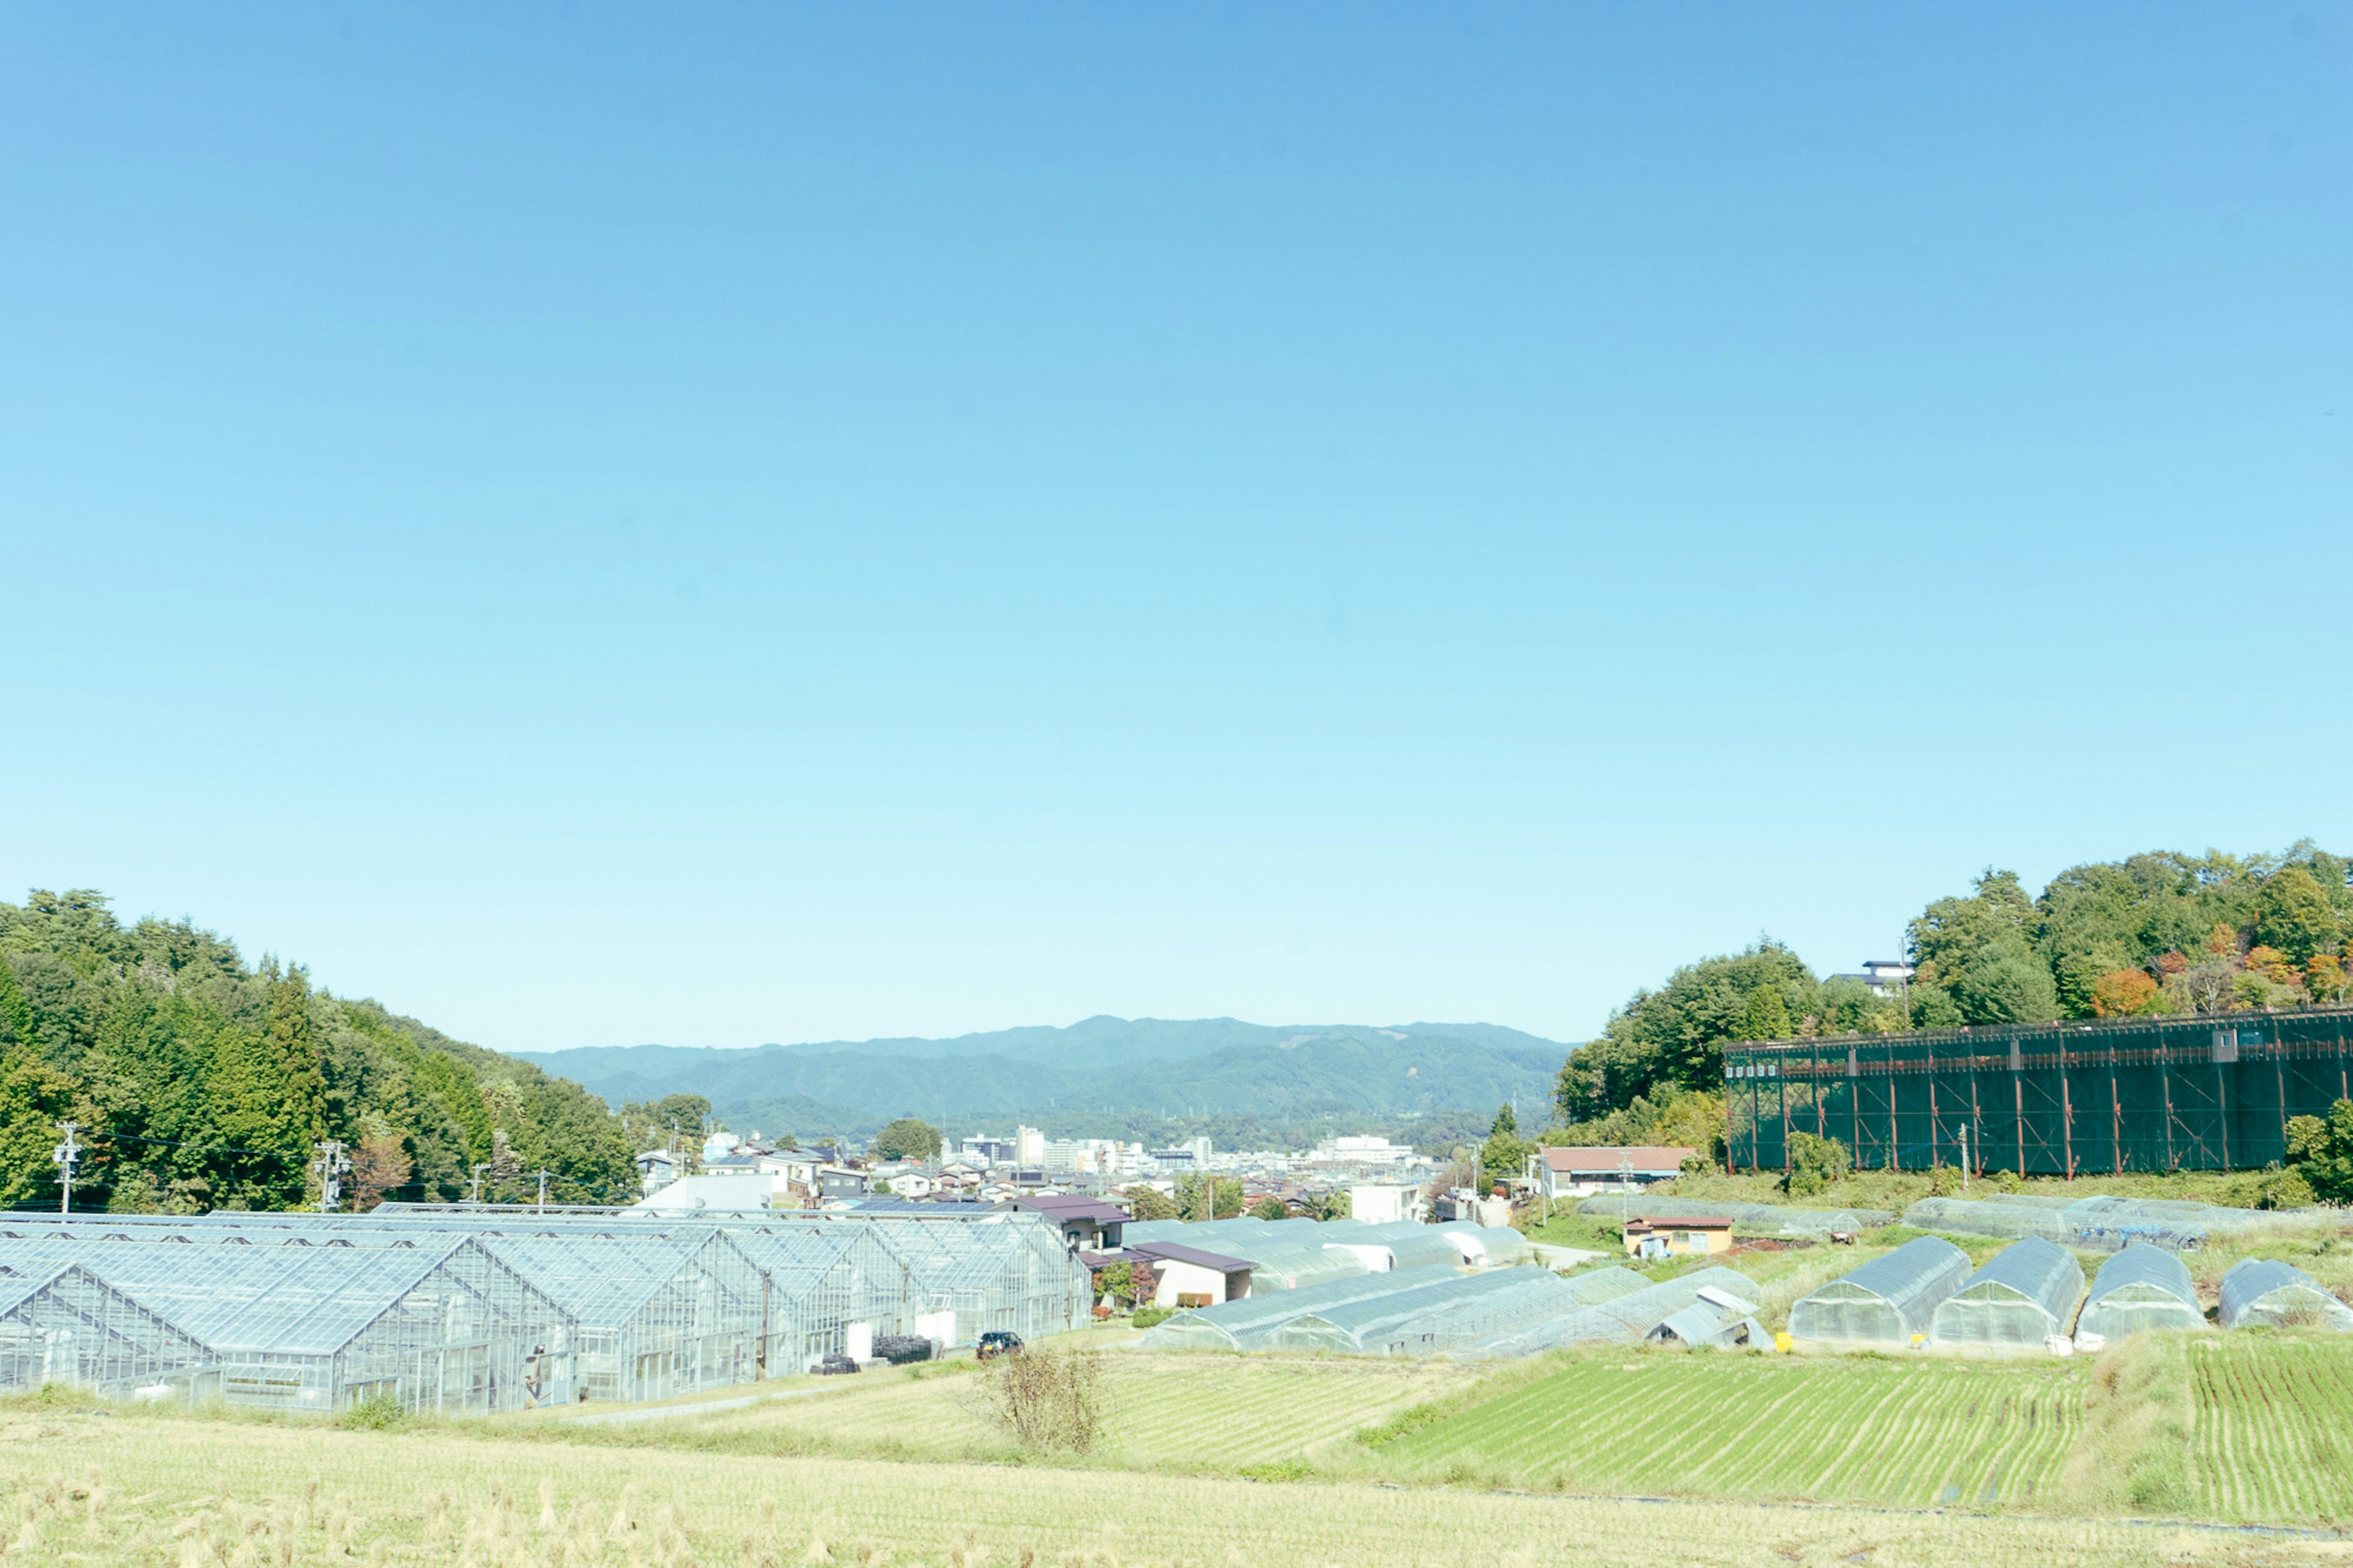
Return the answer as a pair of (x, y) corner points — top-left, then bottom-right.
(2308, 954), (2351, 1006)
(2244, 945), (2303, 987)
(2090, 968), (2161, 1017)
(2206, 922), (2241, 959)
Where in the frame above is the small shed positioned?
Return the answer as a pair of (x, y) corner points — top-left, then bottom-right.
(1929, 1238), (2085, 1348)
(2075, 1244), (2206, 1344)
(2219, 1259), (2353, 1331)
(1623, 1216), (1735, 1260)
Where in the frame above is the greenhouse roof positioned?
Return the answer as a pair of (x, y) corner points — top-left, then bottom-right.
(1133, 1265), (1459, 1351)
(2084, 1244), (2199, 1310)
(1929, 1238), (2085, 1344)
(2219, 1258), (2353, 1330)
(0, 1235), (490, 1356)
(1446, 1266), (1757, 1358)
(1276, 1265), (1571, 1350)
(476, 1231), (752, 1326)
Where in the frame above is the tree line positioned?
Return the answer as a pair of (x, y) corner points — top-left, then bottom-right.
(0, 888), (635, 1211)
(1555, 841), (2353, 1132)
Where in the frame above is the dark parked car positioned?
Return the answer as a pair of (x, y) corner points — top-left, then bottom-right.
(976, 1330), (1024, 1361)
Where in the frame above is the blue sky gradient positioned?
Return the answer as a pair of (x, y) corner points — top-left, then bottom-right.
(4, 6), (2347, 1052)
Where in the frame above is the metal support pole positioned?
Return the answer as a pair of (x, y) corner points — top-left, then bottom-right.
(312, 1140), (350, 1213)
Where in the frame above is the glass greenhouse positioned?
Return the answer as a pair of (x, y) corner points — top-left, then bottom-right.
(1787, 1236), (1973, 1346)
(2074, 1244), (2206, 1343)
(1132, 1265), (1460, 1352)
(840, 1211), (1088, 1345)
(2219, 1259), (2353, 1331)
(1928, 1238), (2085, 1348)
(1271, 1265), (1575, 1357)
(0, 1233), (572, 1413)
(474, 1230), (765, 1401)
(0, 1260), (212, 1398)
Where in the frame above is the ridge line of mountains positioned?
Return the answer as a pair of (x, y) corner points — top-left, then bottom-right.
(517, 1016), (1569, 1138)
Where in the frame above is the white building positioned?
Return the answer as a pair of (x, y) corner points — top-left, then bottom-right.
(1015, 1126), (1047, 1166)
(1314, 1135), (1415, 1165)
(1350, 1182), (1427, 1225)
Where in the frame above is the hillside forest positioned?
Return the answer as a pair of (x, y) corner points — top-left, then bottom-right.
(1552, 842), (2353, 1156)
(0, 890), (635, 1212)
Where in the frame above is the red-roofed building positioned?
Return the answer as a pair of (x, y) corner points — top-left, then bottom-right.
(1540, 1145), (1698, 1199)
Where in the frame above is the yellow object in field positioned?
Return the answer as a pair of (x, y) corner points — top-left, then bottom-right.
(1773, 1331), (1792, 1352)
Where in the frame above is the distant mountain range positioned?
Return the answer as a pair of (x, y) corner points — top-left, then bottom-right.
(517, 1017), (1569, 1138)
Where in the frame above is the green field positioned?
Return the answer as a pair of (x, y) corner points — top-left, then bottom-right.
(2186, 1336), (2353, 1521)
(1374, 1352), (2086, 1507)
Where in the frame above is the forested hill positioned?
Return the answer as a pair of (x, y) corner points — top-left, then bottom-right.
(1559, 841), (2353, 1134)
(519, 1020), (1566, 1137)
(0, 889), (634, 1211)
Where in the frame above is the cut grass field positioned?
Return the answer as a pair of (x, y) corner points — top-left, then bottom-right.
(0, 1407), (2333, 1568)
(571, 1351), (1485, 1473)
(1370, 1352), (2086, 1507)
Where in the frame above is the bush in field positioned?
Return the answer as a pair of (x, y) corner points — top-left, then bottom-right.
(2286, 1103), (2353, 1202)
(973, 1346), (1108, 1452)
(1780, 1132), (1850, 1198)
(1927, 1162), (1961, 1197)
(2256, 1168), (2317, 1210)
(1131, 1306), (1174, 1329)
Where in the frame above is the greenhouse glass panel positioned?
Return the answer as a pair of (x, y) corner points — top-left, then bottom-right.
(2074, 1245), (2205, 1342)
(0, 1262), (212, 1399)
(1355, 1222), (1469, 1271)
(1788, 1237), (1972, 1346)
(479, 1230), (764, 1403)
(721, 1224), (915, 1369)
(0, 1235), (574, 1414)
(831, 1213), (1089, 1346)
(1133, 1265), (1460, 1352)
(1929, 1238), (2085, 1347)
(1561, 1267), (1651, 1306)
(2219, 1259), (2353, 1331)
(1446, 1267), (1759, 1358)
(1271, 1266), (1576, 1357)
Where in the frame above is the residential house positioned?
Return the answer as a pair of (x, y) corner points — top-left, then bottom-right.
(1538, 1146), (1697, 1200)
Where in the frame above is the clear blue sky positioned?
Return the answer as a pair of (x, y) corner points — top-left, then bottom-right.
(3, 6), (2347, 1055)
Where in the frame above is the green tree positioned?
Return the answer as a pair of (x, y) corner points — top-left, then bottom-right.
(871, 1117), (944, 1162)
(1479, 1102), (1533, 1191)
(0, 955), (32, 1050)
(2288, 1104), (2353, 1203)
(1246, 1195), (1290, 1221)
(1176, 1172), (1243, 1220)
(1556, 939), (1817, 1120)
(1911, 869), (2061, 1026)
(2257, 866), (2344, 968)
(1742, 985), (1792, 1042)
(1119, 1183), (1177, 1221)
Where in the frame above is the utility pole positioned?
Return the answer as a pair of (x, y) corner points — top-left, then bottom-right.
(470, 1162), (491, 1203)
(534, 1169), (551, 1212)
(1958, 1125), (1970, 1191)
(51, 1123), (80, 1215)
(312, 1140), (350, 1212)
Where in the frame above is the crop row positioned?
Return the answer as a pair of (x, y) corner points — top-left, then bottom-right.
(1379, 1354), (2084, 1506)
(2186, 1338), (2353, 1521)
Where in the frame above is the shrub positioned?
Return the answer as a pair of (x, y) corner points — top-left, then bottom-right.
(1781, 1132), (1851, 1198)
(972, 1346), (1107, 1452)
(336, 1388), (407, 1431)
(2256, 1169), (2317, 1210)
(1131, 1306), (1175, 1329)
(1927, 1164), (1960, 1198)
(1995, 1169), (2023, 1194)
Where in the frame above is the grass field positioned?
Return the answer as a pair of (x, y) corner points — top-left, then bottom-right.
(1371, 1351), (2087, 1507)
(0, 1408), (2332, 1568)
(576, 1352), (1484, 1474)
